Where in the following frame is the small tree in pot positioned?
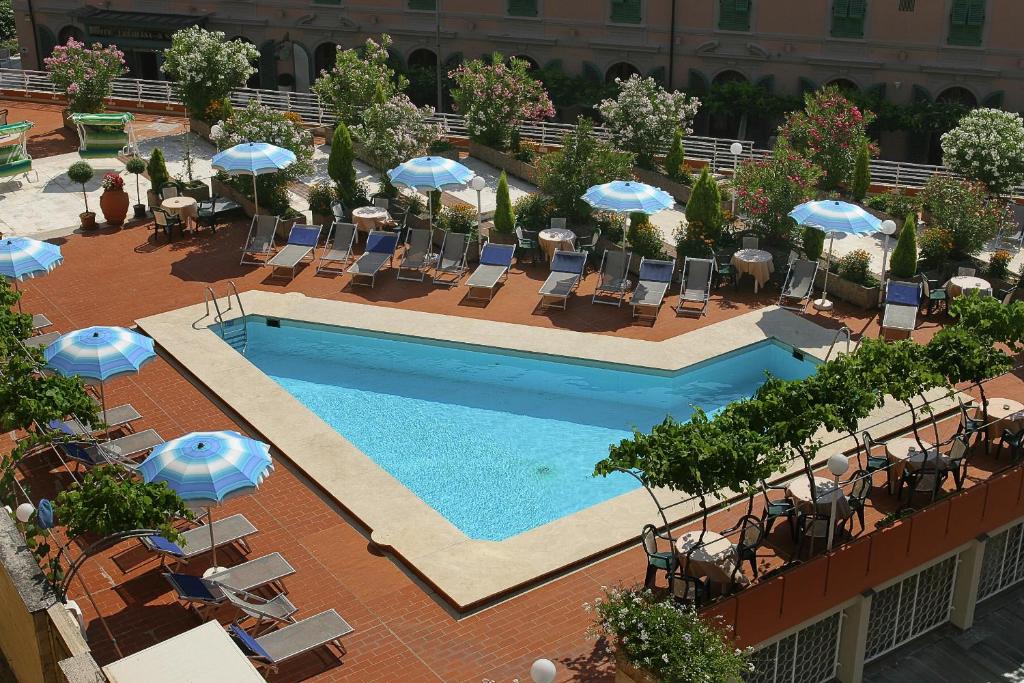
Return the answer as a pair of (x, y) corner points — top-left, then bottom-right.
(889, 214), (918, 279)
(125, 156), (147, 218)
(146, 148), (170, 210)
(491, 171), (515, 240)
(307, 181), (337, 227)
(67, 161), (95, 230)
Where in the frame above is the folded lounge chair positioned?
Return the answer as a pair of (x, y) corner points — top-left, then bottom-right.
(432, 231), (470, 287)
(676, 257), (714, 317)
(266, 224), (321, 281)
(778, 259), (820, 312)
(221, 586), (298, 633)
(316, 222), (356, 275)
(592, 249), (632, 306)
(229, 609), (354, 674)
(48, 404), (141, 436)
(397, 228), (434, 282)
(55, 429), (163, 467)
(24, 331), (59, 349)
(240, 215), (280, 266)
(538, 250), (587, 310)
(347, 230), (399, 287)
(466, 242), (516, 302)
(881, 280), (922, 340)
(631, 257), (675, 323)
(141, 514), (257, 569)
(163, 552), (295, 618)
(30, 313), (51, 333)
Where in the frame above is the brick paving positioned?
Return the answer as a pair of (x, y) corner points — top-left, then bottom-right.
(7, 211), (1021, 681)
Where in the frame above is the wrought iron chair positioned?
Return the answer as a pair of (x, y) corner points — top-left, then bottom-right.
(759, 479), (798, 542)
(640, 524), (677, 589)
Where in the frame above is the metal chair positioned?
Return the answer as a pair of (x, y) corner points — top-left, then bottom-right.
(640, 524), (677, 589)
(515, 226), (539, 264)
(945, 436), (970, 490)
(727, 514), (764, 579)
(742, 235), (759, 250)
(152, 207), (181, 241)
(845, 469), (872, 533)
(160, 183), (179, 200)
(759, 479), (798, 542)
(668, 570), (708, 607)
(919, 273), (947, 315)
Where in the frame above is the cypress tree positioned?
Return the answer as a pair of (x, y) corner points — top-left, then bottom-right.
(493, 172), (514, 233)
(851, 140), (870, 201)
(147, 148), (169, 192)
(685, 167), (724, 242)
(328, 122), (358, 207)
(664, 129), (686, 182)
(889, 214), (919, 278)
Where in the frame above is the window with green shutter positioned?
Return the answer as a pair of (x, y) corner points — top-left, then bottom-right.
(718, 0), (751, 32)
(949, 0), (985, 46)
(610, 0), (641, 24)
(508, 0), (538, 16)
(831, 0), (866, 38)
(408, 0), (435, 10)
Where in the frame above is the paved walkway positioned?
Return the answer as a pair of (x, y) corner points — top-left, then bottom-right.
(865, 581), (1024, 683)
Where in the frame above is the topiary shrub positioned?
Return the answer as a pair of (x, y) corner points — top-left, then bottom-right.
(67, 161), (94, 213)
(124, 156), (146, 206)
(664, 128), (688, 183)
(802, 225), (825, 261)
(888, 214), (918, 279)
(851, 140), (870, 201)
(684, 167), (723, 243)
(329, 122), (359, 208)
(493, 172), (514, 234)
(146, 149), (170, 192)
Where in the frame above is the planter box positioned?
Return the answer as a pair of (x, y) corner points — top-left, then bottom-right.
(816, 269), (880, 310)
(350, 141), (381, 169)
(212, 178), (257, 218)
(633, 166), (692, 204)
(182, 183), (210, 202)
(615, 653), (659, 683)
(467, 141), (539, 185)
(188, 117), (212, 142)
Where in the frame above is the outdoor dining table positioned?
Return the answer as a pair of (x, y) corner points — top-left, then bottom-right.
(351, 206), (393, 234)
(674, 530), (746, 586)
(786, 476), (851, 528)
(945, 275), (993, 299)
(983, 398), (1024, 441)
(161, 196), (198, 225)
(884, 437), (945, 495)
(730, 248), (774, 293)
(538, 227), (576, 261)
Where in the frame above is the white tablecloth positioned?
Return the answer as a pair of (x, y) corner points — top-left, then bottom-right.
(538, 228), (576, 261)
(352, 206), (393, 233)
(161, 195), (197, 222)
(731, 249), (774, 292)
(674, 530), (745, 585)
(945, 275), (992, 298)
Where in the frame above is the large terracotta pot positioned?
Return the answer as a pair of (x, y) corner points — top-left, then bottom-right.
(99, 189), (130, 226)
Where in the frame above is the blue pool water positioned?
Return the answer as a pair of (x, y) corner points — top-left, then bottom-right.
(235, 319), (817, 540)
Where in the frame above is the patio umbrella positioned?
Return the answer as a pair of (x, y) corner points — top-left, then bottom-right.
(582, 181), (674, 249)
(44, 326), (156, 424)
(138, 430), (273, 569)
(211, 142), (296, 216)
(387, 156), (475, 229)
(788, 200), (881, 311)
(0, 236), (63, 312)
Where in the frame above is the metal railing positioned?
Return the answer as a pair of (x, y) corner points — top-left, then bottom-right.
(2, 68), (1021, 195)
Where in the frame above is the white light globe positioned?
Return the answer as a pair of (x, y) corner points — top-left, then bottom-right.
(15, 503), (34, 523)
(729, 142), (743, 156)
(210, 124), (223, 139)
(469, 175), (486, 192)
(827, 453), (850, 477)
(880, 219), (897, 236)
(530, 658), (557, 683)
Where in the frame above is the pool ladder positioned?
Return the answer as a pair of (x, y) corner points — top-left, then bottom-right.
(824, 325), (854, 362)
(194, 281), (247, 353)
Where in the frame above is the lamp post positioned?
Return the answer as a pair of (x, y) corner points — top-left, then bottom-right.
(878, 218), (898, 304)
(15, 502), (34, 524)
(826, 453), (850, 551)
(469, 175), (486, 232)
(729, 142), (743, 215)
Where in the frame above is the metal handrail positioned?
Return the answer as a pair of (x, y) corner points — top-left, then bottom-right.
(824, 326), (853, 362)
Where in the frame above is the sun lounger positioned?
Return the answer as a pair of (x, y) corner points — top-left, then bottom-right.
(229, 609), (354, 674)
(24, 331), (59, 349)
(538, 250), (587, 310)
(432, 231), (470, 287)
(55, 429), (163, 467)
(240, 215), (279, 266)
(221, 586), (298, 633)
(31, 313), (51, 333)
(778, 259), (820, 311)
(347, 230), (399, 287)
(676, 257), (714, 317)
(163, 552), (294, 618)
(266, 224), (321, 281)
(631, 257), (675, 323)
(881, 280), (922, 340)
(397, 228), (434, 282)
(466, 242), (516, 302)
(592, 249), (632, 306)
(141, 513), (257, 569)
(316, 222), (356, 275)
(48, 403), (141, 436)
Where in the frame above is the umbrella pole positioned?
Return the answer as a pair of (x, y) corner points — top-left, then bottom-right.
(252, 175), (259, 217)
(98, 381), (108, 440)
(427, 191), (432, 232)
(814, 233), (836, 311)
(208, 506), (217, 570)
(13, 279), (22, 313)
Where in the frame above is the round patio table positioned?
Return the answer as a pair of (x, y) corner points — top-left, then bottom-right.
(538, 227), (576, 261)
(351, 206), (393, 234)
(984, 398), (1024, 440)
(161, 196), (198, 224)
(674, 530), (745, 585)
(885, 438), (944, 495)
(786, 476), (851, 520)
(945, 275), (992, 299)
(731, 248), (774, 293)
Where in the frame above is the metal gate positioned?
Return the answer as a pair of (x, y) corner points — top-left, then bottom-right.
(746, 611), (843, 683)
(978, 521), (1024, 602)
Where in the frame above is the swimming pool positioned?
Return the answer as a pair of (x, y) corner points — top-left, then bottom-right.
(234, 318), (817, 541)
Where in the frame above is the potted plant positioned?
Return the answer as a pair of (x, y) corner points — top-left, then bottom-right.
(43, 38), (126, 123)
(307, 181), (336, 227)
(67, 161), (96, 230)
(98, 172), (130, 226)
(124, 156), (147, 219)
(146, 148), (170, 211)
(427, 138), (459, 161)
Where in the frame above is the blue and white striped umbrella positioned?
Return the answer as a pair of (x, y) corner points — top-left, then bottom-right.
(788, 200), (881, 235)
(1, 236), (63, 312)
(44, 326), (155, 382)
(211, 142), (296, 215)
(139, 430), (272, 567)
(582, 181), (674, 215)
(387, 156), (474, 191)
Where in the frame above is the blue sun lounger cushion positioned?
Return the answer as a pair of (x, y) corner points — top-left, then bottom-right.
(229, 624), (273, 661)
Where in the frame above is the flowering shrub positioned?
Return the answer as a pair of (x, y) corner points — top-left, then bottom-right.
(733, 146), (822, 242)
(780, 86), (875, 191)
(587, 586), (752, 683)
(835, 249), (878, 287)
(512, 193), (554, 230)
(989, 250), (1012, 281)
(161, 28), (257, 120)
(351, 94), (441, 174)
(99, 172), (124, 192)
(941, 108), (1024, 195)
(597, 74), (701, 169)
(449, 53), (554, 151)
(864, 188), (921, 222)
(312, 35), (407, 126)
(921, 175), (1012, 258)
(919, 226), (955, 269)
(44, 38), (126, 113)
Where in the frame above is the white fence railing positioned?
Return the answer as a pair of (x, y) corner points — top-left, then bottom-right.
(2, 68), (1021, 196)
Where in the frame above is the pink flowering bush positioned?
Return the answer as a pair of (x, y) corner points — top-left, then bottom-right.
(449, 53), (554, 151)
(779, 85), (875, 191)
(44, 38), (126, 113)
(733, 146), (822, 242)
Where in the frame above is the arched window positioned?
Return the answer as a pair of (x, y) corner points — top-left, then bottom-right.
(57, 26), (83, 45)
(511, 54), (539, 71)
(407, 48), (437, 70)
(709, 70), (749, 139)
(825, 78), (859, 93)
(605, 62), (639, 84)
(406, 49), (439, 108)
(232, 36), (260, 88)
(314, 42), (337, 76)
(936, 86), (977, 107)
